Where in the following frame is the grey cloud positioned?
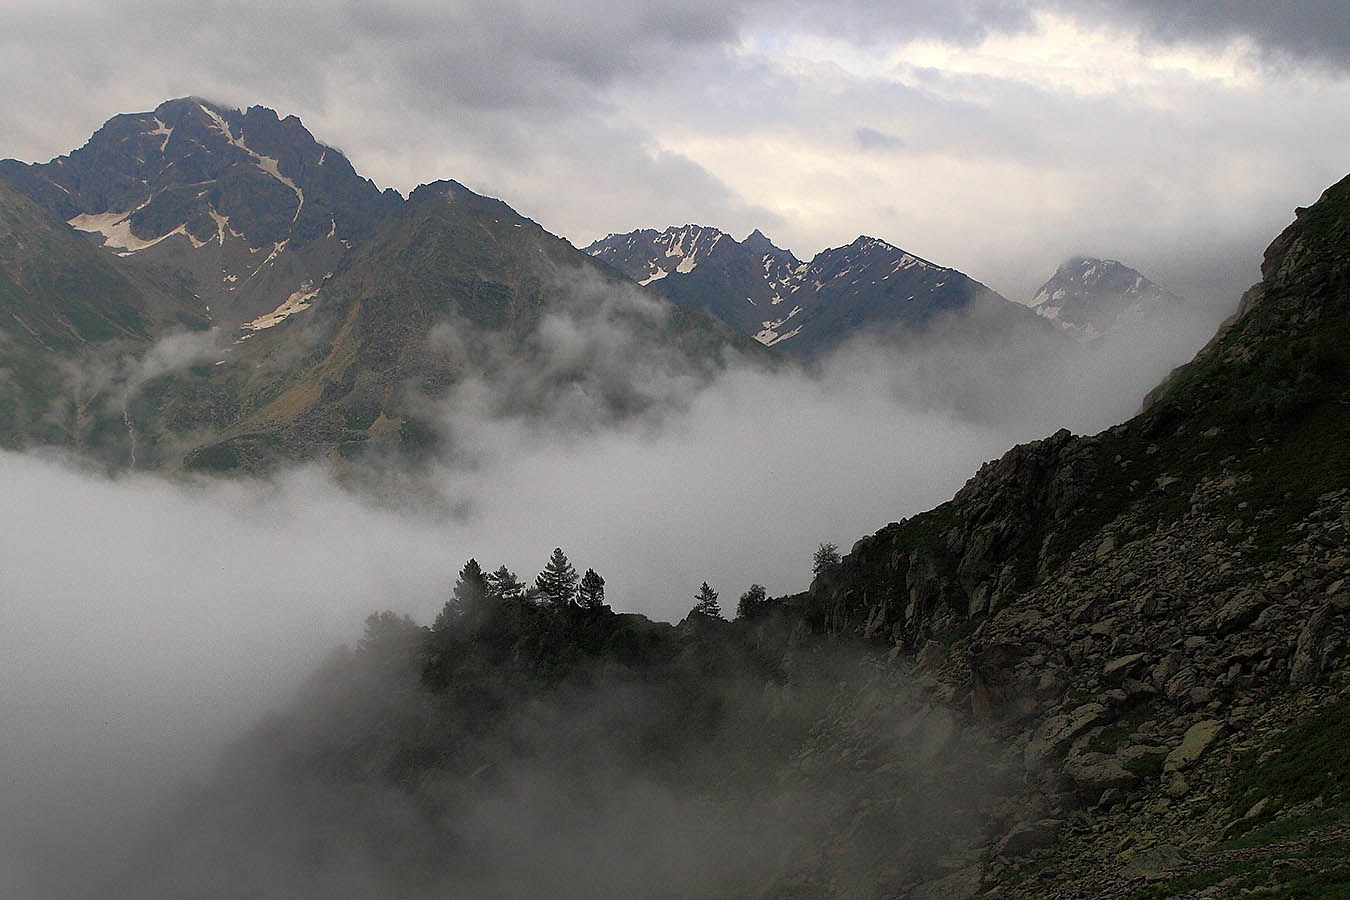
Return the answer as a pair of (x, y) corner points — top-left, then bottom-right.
(759, 0), (1035, 47)
(1058, 0), (1350, 68)
(854, 126), (905, 152)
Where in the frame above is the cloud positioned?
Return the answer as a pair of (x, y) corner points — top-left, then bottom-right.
(1058, 0), (1350, 69)
(0, 252), (1233, 893)
(854, 125), (905, 152)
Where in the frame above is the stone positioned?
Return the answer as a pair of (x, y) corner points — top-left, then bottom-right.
(1064, 752), (1139, 797)
(1095, 788), (1122, 808)
(1119, 844), (1184, 880)
(1214, 590), (1269, 637)
(1025, 703), (1112, 767)
(996, 819), (1061, 859)
(1164, 719), (1226, 773)
(1163, 668), (1199, 703)
(1164, 772), (1189, 798)
(1096, 535), (1116, 561)
(1103, 652), (1147, 681)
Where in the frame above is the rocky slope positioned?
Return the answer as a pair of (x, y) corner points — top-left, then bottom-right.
(806, 171), (1350, 896)
(1027, 257), (1185, 341)
(587, 226), (1051, 359)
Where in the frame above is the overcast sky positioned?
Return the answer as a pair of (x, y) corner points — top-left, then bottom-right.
(2, 0), (1348, 308)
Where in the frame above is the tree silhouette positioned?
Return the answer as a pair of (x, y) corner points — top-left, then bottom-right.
(535, 548), (579, 606)
(692, 582), (722, 619)
(736, 583), (768, 619)
(578, 568), (606, 608)
(813, 542), (841, 577)
(487, 565), (526, 602)
(435, 558), (490, 630)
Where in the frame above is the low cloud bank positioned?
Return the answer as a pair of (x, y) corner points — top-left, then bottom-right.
(0, 281), (1230, 895)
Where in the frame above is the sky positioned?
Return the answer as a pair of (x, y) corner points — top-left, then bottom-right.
(2, 0), (1349, 308)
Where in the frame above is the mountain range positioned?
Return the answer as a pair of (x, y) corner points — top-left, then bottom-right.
(587, 225), (1184, 359)
(0, 98), (764, 470)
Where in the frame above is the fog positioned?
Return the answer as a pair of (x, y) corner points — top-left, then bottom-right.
(0, 282), (1230, 895)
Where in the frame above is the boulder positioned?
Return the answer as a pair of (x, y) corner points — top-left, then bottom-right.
(1103, 652), (1147, 682)
(1063, 752), (1139, 798)
(1164, 719), (1226, 773)
(995, 819), (1062, 859)
(1024, 703), (1111, 767)
(1214, 590), (1269, 637)
(1290, 602), (1337, 685)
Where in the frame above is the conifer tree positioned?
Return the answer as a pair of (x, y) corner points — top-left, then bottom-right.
(578, 568), (606, 608)
(736, 583), (768, 619)
(535, 548), (579, 606)
(435, 558), (490, 630)
(486, 565), (525, 602)
(692, 581), (722, 619)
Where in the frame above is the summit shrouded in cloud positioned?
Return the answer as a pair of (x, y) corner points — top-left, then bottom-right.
(1025, 256), (1185, 341)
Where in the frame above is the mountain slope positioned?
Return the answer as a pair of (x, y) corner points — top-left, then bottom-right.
(129, 180), (770, 471)
(588, 226), (1051, 359)
(0, 173), (208, 452)
(1027, 256), (1185, 341)
(807, 172), (1350, 895)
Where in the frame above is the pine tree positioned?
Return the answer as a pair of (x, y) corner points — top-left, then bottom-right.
(435, 558), (490, 630)
(535, 548), (579, 606)
(578, 568), (606, 608)
(736, 583), (768, 619)
(486, 565), (525, 602)
(692, 582), (722, 619)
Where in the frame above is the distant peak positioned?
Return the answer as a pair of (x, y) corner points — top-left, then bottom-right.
(1057, 256), (1130, 276)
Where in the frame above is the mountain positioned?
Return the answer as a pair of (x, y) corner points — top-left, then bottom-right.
(160, 180), (766, 471)
(0, 97), (401, 331)
(1027, 256), (1185, 340)
(121, 172), (1350, 898)
(587, 225), (1051, 359)
(0, 101), (766, 470)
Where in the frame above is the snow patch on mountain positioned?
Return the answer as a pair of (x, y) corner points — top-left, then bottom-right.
(241, 280), (319, 332)
(69, 210), (205, 255)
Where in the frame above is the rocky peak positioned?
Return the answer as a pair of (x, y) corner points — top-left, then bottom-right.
(1028, 255), (1182, 341)
(0, 97), (402, 329)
